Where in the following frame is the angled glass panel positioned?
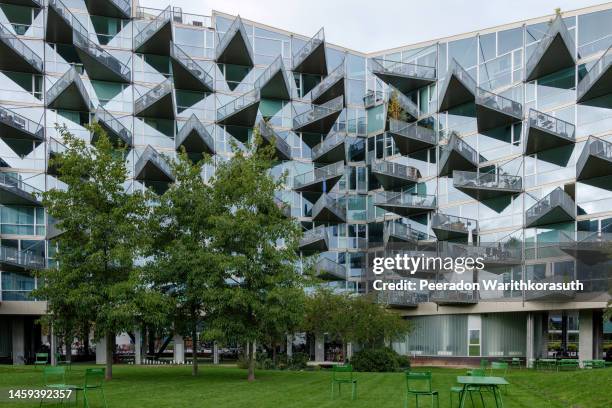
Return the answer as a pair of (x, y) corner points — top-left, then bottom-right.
(215, 15), (254, 66)
(0, 22), (43, 74)
(46, 67), (93, 112)
(525, 15), (576, 81)
(577, 44), (612, 103)
(292, 28), (327, 75)
(134, 79), (175, 119)
(134, 6), (173, 55)
(170, 42), (214, 92)
(370, 57), (436, 94)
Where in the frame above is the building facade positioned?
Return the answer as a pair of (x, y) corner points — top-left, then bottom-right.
(0, 0), (610, 365)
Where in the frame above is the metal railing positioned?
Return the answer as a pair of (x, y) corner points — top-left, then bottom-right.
(309, 62), (345, 102)
(525, 187), (575, 227)
(93, 106), (132, 146)
(388, 119), (437, 145)
(254, 55), (292, 95)
(312, 193), (346, 221)
(108, 0), (131, 17)
(170, 42), (214, 91)
(293, 95), (343, 130)
(370, 57), (436, 80)
(443, 241), (522, 265)
(527, 109), (575, 141)
(0, 22), (43, 72)
(372, 161), (420, 181)
(453, 170), (522, 192)
(134, 78), (173, 116)
(0, 106), (44, 140)
(524, 275), (576, 300)
(439, 133), (479, 169)
(377, 290), (419, 307)
(577, 44), (611, 100)
(311, 131), (345, 160)
(216, 88), (260, 122)
(72, 31), (130, 82)
(432, 213), (478, 235)
(176, 114), (214, 153)
(48, 0), (90, 41)
(384, 220), (431, 242)
(0, 245), (46, 270)
(0, 172), (43, 199)
(374, 191), (436, 209)
(431, 290), (479, 303)
(215, 15), (254, 62)
(134, 145), (174, 181)
(293, 161), (344, 189)
(389, 87), (420, 119)
(314, 257), (346, 280)
(134, 6), (172, 51)
(476, 88), (522, 118)
(293, 28), (324, 70)
(258, 120), (291, 159)
(442, 59), (477, 95)
(576, 136), (612, 177)
(46, 67), (91, 110)
(300, 224), (328, 247)
(48, 137), (67, 156)
(364, 90), (384, 108)
(526, 16), (576, 79)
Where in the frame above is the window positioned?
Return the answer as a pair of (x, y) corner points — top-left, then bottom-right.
(468, 329), (481, 356)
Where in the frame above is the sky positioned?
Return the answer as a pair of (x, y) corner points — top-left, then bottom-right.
(140, 0), (608, 53)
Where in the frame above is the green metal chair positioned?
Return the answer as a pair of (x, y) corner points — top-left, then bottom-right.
(34, 353), (49, 368)
(55, 353), (71, 371)
(489, 362), (509, 394)
(405, 371), (439, 408)
(511, 357), (522, 369)
(81, 368), (108, 408)
(331, 365), (357, 400)
(40, 366), (68, 407)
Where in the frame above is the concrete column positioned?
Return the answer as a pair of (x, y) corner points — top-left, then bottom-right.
(315, 333), (324, 362)
(593, 310), (603, 360)
(95, 336), (107, 365)
(286, 335), (293, 358)
(579, 309), (594, 366)
(11, 319), (25, 365)
(346, 342), (353, 361)
(213, 342), (219, 365)
(526, 312), (534, 368)
(173, 335), (185, 364)
(134, 328), (142, 365)
(50, 326), (57, 366)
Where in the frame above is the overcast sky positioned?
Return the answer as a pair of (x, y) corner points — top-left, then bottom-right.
(141, 0), (608, 52)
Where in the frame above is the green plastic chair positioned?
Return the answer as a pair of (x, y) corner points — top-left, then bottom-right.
(34, 353), (49, 368)
(331, 365), (357, 400)
(405, 371), (439, 408)
(81, 368), (108, 408)
(40, 366), (68, 407)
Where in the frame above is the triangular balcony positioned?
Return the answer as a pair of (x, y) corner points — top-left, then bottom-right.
(313, 257), (346, 281)
(293, 161), (344, 195)
(215, 15), (254, 67)
(47, 0), (82, 44)
(216, 88), (260, 126)
(525, 15), (576, 81)
(46, 67), (92, 112)
(308, 62), (345, 105)
(93, 106), (132, 147)
(274, 194), (292, 218)
(4, 0), (42, 7)
(388, 87), (420, 121)
(559, 228), (612, 266)
(524, 109), (575, 155)
(371, 161), (419, 190)
(525, 275), (576, 301)
(311, 193), (345, 223)
(431, 290), (479, 305)
(438, 133), (479, 177)
(576, 136), (612, 182)
(134, 6), (173, 55)
(134, 79), (175, 119)
(383, 221), (430, 245)
(73, 31), (131, 83)
(293, 95), (343, 134)
(292, 28), (327, 75)
(0, 172), (42, 206)
(370, 58), (436, 94)
(299, 225), (329, 251)
(84, 0), (131, 19)
(377, 290), (419, 309)
(475, 88), (523, 132)
(254, 55), (293, 100)
(176, 114), (215, 156)
(134, 145), (175, 194)
(438, 59), (477, 112)
(0, 22), (44, 74)
(0, 106), (44, 155)
(442, 241), (522, 268)
(373, 192), (436, 217)
(525, 187), (575, 228)
(46, 137), (66, 176)
(0, 244), (46, 272)
(387, 119), (437, 155)
(453, 170), (522, 200)
(257, 120), (291, 161)
(577, 44), (612, 103)
(170, 42), (214, 93)
(311, 131), (346, 163)
(431, 213), (478, 241)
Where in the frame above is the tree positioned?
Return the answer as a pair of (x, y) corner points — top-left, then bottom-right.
(34, 124), (162, 380)
(208, 127), (304, 381)
(143, 151), (224, 376)
(387, 90), (407, 122)
(350, 294), (411, 349)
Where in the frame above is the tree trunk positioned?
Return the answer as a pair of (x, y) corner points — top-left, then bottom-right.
(272, 342), (277, 367)
(105, 332), (114, 380)
(342, 342), (347, 364)
(191, 323), (198, 376)
(247, 341), (256, 382)
(65, 336), (72, 363)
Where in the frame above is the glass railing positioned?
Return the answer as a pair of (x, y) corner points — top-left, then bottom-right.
(258, 120), (291, 159)
(254, 55), (291, 94)
(134, 78), (173, 115)
(370, 58), (436, 80)
(215, 15), (254, 62)
(453, 170), (522, 191)
(0, 22), (43, 72)
(216, 88), (260, 122)
(309, 62), (345, 102)
(577, 45), (612, 100)
(300, 224), (328, 247)
(527, 109), (575, 141)
(108, 0), (131, 17)
(48, 137), (67, 155)
(293, 27), (324, 70)
(314, 257), (346, 280)
(170, 42), (214, 92)
(443, 241), (522, 265)
(48, 0), (90, 41)
(0, 172), (43, 199)
(384, 220), (431, 242)
(176, 114), (214, 153)
(0, 106), (44, 139)
(431, 289), (479, 303)
(311, 131), (345, 160)
(577, 136), (612, 177)
(363, 90), (384, 108)
(46, 67), (91, 110)
(94, 106), (132, 146)
(526, 16), (576, 79)
(390, 88), (420, 119)
(134, 145), (174, 181)
(439, 133), (479, 168)
(525, 187), (575, 227)
(444, 59), (477, 93)
(293, 95), (343, 130)
(134, 6), (172, 50)
(377, 290), (419, 307)
(476, 88), (522, 118)
(312, 193), (346, 221)
(293, 161), (344, 189)
(374, 191), (436, 209)
(388, 119), (437, 145)
(72, 30), (130, 82)
(0, 245), (46, 270)
(371, 160), (420, 181)
(432, 213), (478, 235)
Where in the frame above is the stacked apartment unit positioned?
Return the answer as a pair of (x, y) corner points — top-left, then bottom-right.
(0, 0), (610, 365)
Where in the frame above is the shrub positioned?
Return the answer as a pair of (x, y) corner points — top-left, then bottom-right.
(350, 347), (408, 372)
(288, 352), (309, 370)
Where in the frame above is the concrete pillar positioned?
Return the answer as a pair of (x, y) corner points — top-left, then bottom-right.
(134, 328), (142, 365)
(346, 342), (353, 361)
(526, 312), (534, 368)
(11, 319), (25, 365)
(286, 335), (293, 358)
(315, 333), (324, 362)
(50, 326), (57, 366)
(579, 309), (594, 366)
(593, 310), (603, 360)
(173, 335), (185, 364)
(95, 336), (107, 365)
(213, 342), (219, 365)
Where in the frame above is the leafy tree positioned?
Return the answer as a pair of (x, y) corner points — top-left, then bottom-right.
(34, 124), (164, 380)
(208, 127), (303, 381)
(350, 294), (411, 349)
(387, 90), (407, 122)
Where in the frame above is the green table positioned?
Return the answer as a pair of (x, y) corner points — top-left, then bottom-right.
(456, 376), (509, 408)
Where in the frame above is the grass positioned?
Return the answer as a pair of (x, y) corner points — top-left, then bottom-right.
(0, 364), (611, 408)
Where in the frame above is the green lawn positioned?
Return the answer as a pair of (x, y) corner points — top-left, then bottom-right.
(0, 364), (610, 408)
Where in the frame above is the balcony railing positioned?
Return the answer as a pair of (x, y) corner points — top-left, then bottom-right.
(370, 58), (436, 81)
(258, 120), (291, 160)
(299, 224), (328, 248)
(215, 15), (254, 64)
(443, 241), (522, 265)
(432, 213), (478, 236)
(216, 88), (260, 123)
(527, 109), (575, 142)
(377, 290), (419, 308)
(134, 6), (172, 51)
(364, 90), (384, 108)
(577, 44), (611, 102)
(389, 87), (420, 120)
(525, 15), (575, 81)
(134, 145), (174, 181)
(134, 78), (174, 116)
(176, 114), (214, 154)
(453, 171), (522, 192)
(49, 0), (91, 41)
(311, 131), (345, 162)
(93, 106), (132, 146)
(524, 275), (577, 301)
(254, 55), (292, 98)
(525, 187), (575, 228)
(293, 28), (324, 71)
(0, 245), (46, 270)
(314, 257), (346, 280)
(293, 161), (345, 190)
(439, 133), (479, 175)
(388, 119), (437, 146)
(0, 22), (43, 73)
(312, 193), (346, 222)
(72, 30), (130, 82)
(476, 88), (522, 118)
(374, 191), (436, 209)
(0, 106), (44, 140)
(431, 290), (479, 304)
(293, 95), (344, 131)
(576, 136), (612, 180)
(46, 67), (91, 111)
(0, 172), (43, 202)
(309, 62), (345, 103)
(170, 41), (214, 92)
(384, 220), (431, 243)
(372, 161), (420, 182)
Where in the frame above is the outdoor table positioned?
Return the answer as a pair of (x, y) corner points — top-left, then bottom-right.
(537, 358), (557, 370)
(456, 376), (509, 408)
